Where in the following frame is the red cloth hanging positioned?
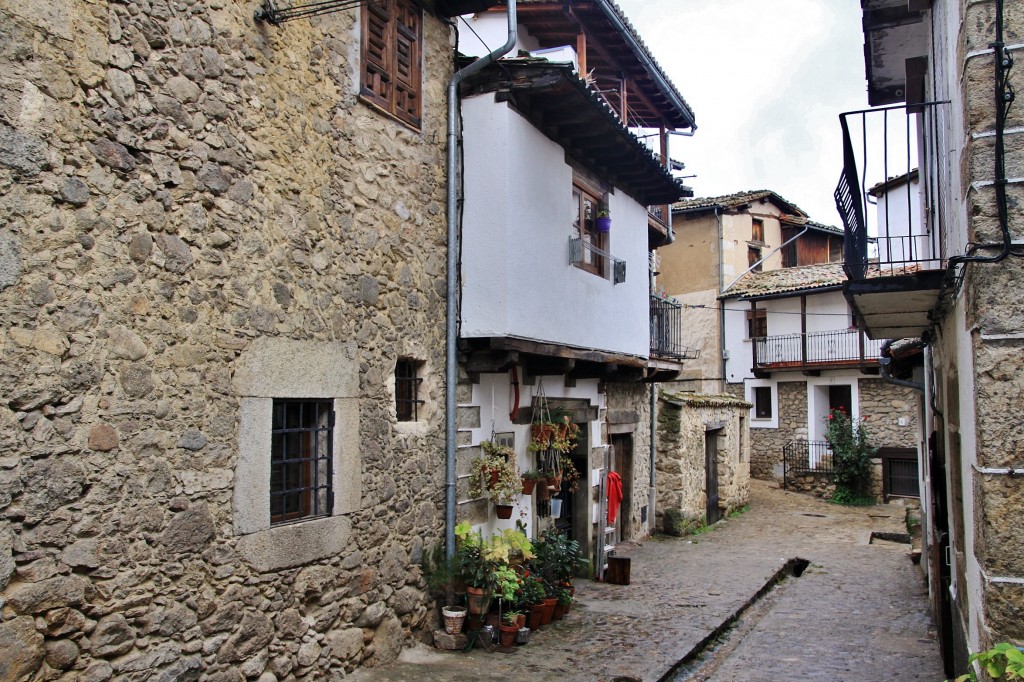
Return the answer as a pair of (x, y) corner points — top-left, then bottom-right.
(606, 471), (624, 525)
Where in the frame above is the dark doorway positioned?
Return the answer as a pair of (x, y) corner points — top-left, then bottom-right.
(705, 429), (723, 525)
(828, 384), (853, 415)
(611, 433), (633, 541)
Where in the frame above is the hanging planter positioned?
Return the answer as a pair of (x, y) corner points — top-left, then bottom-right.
(536, 478), (551, 501)
(495, 503), (514, 519)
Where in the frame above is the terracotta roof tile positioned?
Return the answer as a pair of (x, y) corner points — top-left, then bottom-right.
(722, 262), (847, 299)
(672, 190), (807, 217)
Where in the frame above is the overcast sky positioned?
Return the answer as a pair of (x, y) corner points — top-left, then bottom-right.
(614, 0), (869, 227)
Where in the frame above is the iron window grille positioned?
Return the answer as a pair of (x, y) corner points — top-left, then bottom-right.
(270, 399), (334, 525)
(395, 359), (424, 422)
(569, 237), (626, 284)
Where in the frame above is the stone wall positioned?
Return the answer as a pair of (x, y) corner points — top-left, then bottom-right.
(748, 381), (806, 481)
(655, 391), (750, 532)
(0, 2), (453, 679)
(605, 381), (653, 540)
(858, 378), (918, 449)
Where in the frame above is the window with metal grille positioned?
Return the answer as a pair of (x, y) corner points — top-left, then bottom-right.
(361, 0), (422, 129)
(395, 359), (423, 422)
(753, 386), (772, 419)
(270, 399), (334, 525)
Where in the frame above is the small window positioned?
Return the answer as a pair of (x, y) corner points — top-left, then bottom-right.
(573, 184), (607, 277)
(361, 0), (422, 129)
(751, 218), (764, 243)
(748, 246), (762, 272)
(747, 309), (767, 338)
(752, 387), (772, 419)
(395, 359), (424, 422)
(271, 399), (334, 525)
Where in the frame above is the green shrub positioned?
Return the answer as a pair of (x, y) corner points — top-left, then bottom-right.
(825, 407), (876, 502)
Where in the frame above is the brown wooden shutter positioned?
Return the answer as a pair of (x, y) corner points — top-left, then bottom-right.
(362, 0), (393, 109)
(393, 0), (421, 126)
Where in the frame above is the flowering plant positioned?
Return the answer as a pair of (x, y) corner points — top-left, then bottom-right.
(825, 407), (876, 499)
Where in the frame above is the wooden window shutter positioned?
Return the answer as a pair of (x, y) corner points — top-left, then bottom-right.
(362, 0), (393, 110)
(393, 0), (421, 126)
(361, 0), (422, 128)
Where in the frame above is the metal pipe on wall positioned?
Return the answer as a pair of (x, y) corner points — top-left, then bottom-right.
(445, 3), (518, 560)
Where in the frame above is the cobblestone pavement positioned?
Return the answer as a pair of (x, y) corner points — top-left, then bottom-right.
(351, 481), (944, 682)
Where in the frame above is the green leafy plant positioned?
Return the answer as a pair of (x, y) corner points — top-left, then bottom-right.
(825, 407), (876, 502)
(529, 528), (588, 594)
(517, 572), (546, 608)
(469, 447), (522, 505)
(501, 610), (522, 626)
(955, 643), (1024, 681)
(493, 565), (522, 602)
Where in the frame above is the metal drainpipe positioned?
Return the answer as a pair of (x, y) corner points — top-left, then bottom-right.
(445, 4), (517, 560)
(649, 383), (657, 533)
(879, 340), (924, 391)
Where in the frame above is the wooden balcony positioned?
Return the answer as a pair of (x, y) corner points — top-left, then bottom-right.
(753, 329), (884, 375)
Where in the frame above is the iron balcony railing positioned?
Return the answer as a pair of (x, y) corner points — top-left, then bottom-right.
(650, 296), (700, 361)
(782, 440), (834, 490)
(835, 103), (948, 281)
(753, 329), (885, 371)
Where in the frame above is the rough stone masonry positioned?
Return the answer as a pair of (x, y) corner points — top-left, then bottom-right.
(0, 0), (455, 679)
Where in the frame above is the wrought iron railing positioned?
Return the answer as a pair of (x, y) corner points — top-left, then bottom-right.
(569, 237), (625, 284)
(650, 296), (700, 360)
(753, 329), (885, 370)
(782, 440), (833, 490)
(834, 103), (948, 281)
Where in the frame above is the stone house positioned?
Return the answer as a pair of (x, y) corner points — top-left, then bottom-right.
(720, 262), (920, 496)
(0, 0), (497, 678)
(656, 390), (750, 532)
(845, 0), (1024, 675)
(451, 1), (697, 576)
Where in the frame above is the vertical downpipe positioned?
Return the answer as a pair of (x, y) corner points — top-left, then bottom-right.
(445, 4), (517, 560)
(649, 383), (657, 532)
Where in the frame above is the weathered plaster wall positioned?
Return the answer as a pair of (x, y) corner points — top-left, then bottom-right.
(655, 391), (750, 531)
(0, 1), (452, 678)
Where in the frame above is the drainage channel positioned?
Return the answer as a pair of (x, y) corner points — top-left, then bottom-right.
(658, 558), (811, 682)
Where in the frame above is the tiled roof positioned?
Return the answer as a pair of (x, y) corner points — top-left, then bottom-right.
(780, 215), (843, 235)
(721, 262), (847, 300)
(672, 190), (807, 218)
(660, 390), (752, 409)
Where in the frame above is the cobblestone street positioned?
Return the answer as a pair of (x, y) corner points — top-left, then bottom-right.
(352, 480), (944, 682)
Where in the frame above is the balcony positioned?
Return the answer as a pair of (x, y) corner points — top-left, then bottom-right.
(835, 104), (949, 340)
(753, 329), (884, 374)
(650, 296), (699, 361)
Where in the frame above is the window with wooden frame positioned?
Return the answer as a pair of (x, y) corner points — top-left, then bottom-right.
(751, 218), (764, 243)
(270, 399), (334, 525)
(395, 358), (424, 422)
(361, 0), (422, 129)
(573, 184), (607, 277)
(752, 386), (772, 420)
(747, 308), (767, 338)
(747, 246), (762, 272)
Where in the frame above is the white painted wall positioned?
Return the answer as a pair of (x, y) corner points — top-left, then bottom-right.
(460, 93), (652, 358)
(461, 373), (604, 539)
(456, 12), (542, 59)
(874, 174), (935, 268)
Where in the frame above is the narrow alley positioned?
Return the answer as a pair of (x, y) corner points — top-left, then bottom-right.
(352, 481), (944, 682)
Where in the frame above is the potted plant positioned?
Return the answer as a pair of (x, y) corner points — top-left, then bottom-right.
(595, 204), (611, 233)
(559, 456), (582, 494)
(470, 448), (522, 519)
(519, 573), (547, 630)
(454, 523), (497, 615)
(498, 610), (521, 647)
(521, 469), (541, 495)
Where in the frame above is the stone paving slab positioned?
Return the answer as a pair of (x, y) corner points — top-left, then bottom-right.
(350, 481), (943, 682)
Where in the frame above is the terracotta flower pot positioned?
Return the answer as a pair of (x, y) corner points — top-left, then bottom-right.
(495, 503), (514, 519)
(498, 623), (518, 647)
(528, 603), (546, 630)
(540, 597), (556, 626)
(466, 586), (492, 615)
(521, 478), (537, 495)
(552, 603), (566, 621)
